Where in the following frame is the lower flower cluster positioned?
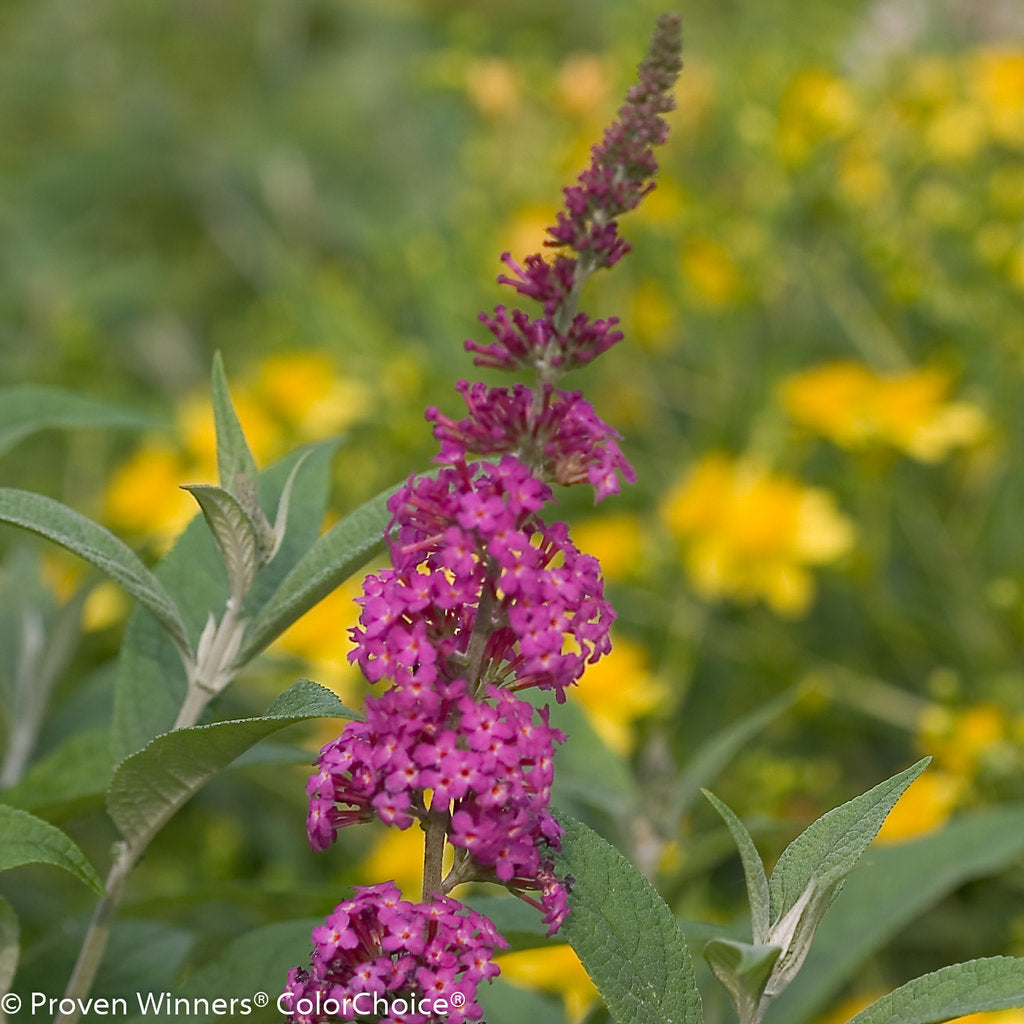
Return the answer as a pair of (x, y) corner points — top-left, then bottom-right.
(281, 883), (506, 1024)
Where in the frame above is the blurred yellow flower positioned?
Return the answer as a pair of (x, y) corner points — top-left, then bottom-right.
(777, 69), (859, 164)
(575, 635), (667, 754)
(948, 1012), (1024, 1024)
(968, 48), (1024, 148)
(104, 440), (196, 544)
(924, 102), (987, 163)
(496, 945), (598, 1023)
(464, 57), (521, 117)
(780, 361), (989, 463)
(679, 236), (742, 309)
(571, 512), (644, 581)
(661, 453), (854, 617)
(555, 54), (610, 118)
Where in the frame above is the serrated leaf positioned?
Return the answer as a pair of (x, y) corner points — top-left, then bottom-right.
(0, 804), (104, 894)
(0, 385), (159, 460)
(182, 484), (259, 600)
(704, 789), (771, 944)
(107, 680), (357, 848)
(0, 896), (18, 996)
(554, 815), (702, 1024)
(844, 957), (1024, 1024)
(766, 803), (1024, 1024)
(234, 483), (395, 665)
(769, 758), (929, 920)
(211, 352), (259, 498)
(0, 488), (192, 660)
(704, 938), (781, 1024)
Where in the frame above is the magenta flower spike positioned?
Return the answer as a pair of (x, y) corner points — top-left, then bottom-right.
(285, 14), (681, 1022)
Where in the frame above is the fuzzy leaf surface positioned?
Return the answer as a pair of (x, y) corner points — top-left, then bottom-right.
(704, 789), (771, 944)
(0, 488), (191, 659)
(211, 352), (259, 496)
(182, 484), (259, 599)
(107, 680), (356, 848)
(555, 815), (702, 1024)
(766, 803), (1024, 1024)
(844, 957), (1024, 1024)
(769, 758), (929, 919)
(0, 804), (103, 894)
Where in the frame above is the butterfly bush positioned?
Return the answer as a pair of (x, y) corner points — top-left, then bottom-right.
(284, 15), (682, 1023)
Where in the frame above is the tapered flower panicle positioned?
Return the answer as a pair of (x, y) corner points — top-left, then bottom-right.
(465, 12), (683, 381)
(287, 15), (681, 1018)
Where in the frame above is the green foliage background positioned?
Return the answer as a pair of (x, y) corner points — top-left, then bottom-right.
(2, 1), (1024, 1021)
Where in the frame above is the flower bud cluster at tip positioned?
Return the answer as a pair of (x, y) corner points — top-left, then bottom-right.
(465, 11), (682, 382)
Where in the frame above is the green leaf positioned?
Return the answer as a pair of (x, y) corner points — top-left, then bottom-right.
(0, 488), (192, 660)
(182, 484), (259, 600)
(0, 385), (159, 460)
(765, 803), (1024, 1024)
(703, 789), (771, 944)
(0, 804), (104, 894)
(211, 352), (259, 497)
(107, 680), (357, 848)
(235, 483), (394, 665)
(844, 957), (1024, 1024)
(769, 757), (929, 920)
(111, 442), (336, 760)
(0, 727), (114, 814)
(704, 938), (781, 1024)
(554, 815), (702, 1024)
(0, 896), (18, 997)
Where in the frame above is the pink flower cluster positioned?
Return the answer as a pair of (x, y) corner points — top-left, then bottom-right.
(307, 458), (610, 929)
(427, 381), (636, 501)
(281, 883), (506, 1024)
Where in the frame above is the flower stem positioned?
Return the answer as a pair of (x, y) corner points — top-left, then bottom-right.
(422, 805), (449, 900)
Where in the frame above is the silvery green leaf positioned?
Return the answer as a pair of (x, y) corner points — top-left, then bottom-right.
(704, 938), (781, 1024)
(703, 789), (771, 944)
(182, 483), (259, 601)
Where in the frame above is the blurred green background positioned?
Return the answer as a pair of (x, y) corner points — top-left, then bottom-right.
(3, 0), (1024, 1021)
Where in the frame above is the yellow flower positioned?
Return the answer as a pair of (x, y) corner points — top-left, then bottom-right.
(570, 513), (644, 581)
(555, 54), (611, 118)
(104, 440), (197, 545)
(679, 236), (742, 309)
(661, 454), (854, 617)
(780, 361), (988, 462)
(575, 635), (667, 754)
(968, 48), (1024, 148)
(251, 352), (372, 439)
(777, 69), (859, 164)
(495, 945), (598, 1023)
(464, 57), (521, 117)
(947, 1012), (1024, 1024)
